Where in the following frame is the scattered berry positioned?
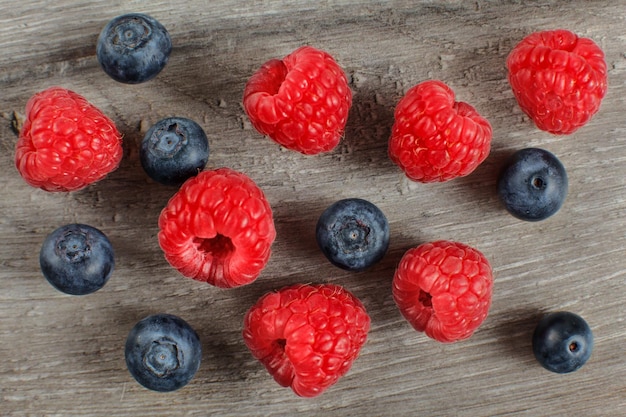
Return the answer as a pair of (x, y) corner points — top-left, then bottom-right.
(125, 313), (202, 391)
(497, 148), (568, 221)
(532, 311), (593, 374)
(388, 80), (492, 183)
(158, 168), (276, 288)
(97, 13), (172, 84)
(316, 198), (389, 271)
(243, 283), (370, 397)
(39, 224), (115, 295)
(392, 240), (493, 343)
(243, 46), (352, 155)
(15, 87), (123, 192)
(506, 29), (608, 134)
(140, 117), (209, 186)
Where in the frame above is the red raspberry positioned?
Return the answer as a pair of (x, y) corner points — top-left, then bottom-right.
(506, 29), (608, 135)
(392, 240), (494, 343)
(388, 80), (492, 183)
(243, 46), (352, 155)
(15, 87), (123, 192)
(243, 283), (370, 397)
(158, 168), (276, 288)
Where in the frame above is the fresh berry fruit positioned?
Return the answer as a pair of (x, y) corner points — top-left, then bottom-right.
(506, 29), (608, 134)
(388, 80), (492, 183)
(497, 148), (568, 221)
(97, 13), (172, 84)
(316, 198), (389, 271)
(125, 313), (202, 392)
(243, 46), (352, 155)
(39, 224), (115, 295)
(243, 283), (370, 397)
(392, 240), (494, 343)
(140, 117), (209, 187)
(15, 87), (123, 192)
(158, 167), (276, 288)
(532, 311), (593, 374)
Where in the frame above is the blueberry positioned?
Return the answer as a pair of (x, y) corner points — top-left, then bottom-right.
(497, 148), (568, 221)
(39, 224), (115, 295)
(125, 313), (202, 392)
(316, 198), (390, 271)
(97, 13), (172, 84)
(140, 117), (209, 186)
(532, 311), (593, 374)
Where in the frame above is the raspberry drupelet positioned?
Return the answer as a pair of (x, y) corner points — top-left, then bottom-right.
(158, 168), (276, 288)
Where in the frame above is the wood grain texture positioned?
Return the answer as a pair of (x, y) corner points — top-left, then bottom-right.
(1, 1), (625, 416)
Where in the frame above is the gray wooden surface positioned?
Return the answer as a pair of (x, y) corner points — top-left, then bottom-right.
(1, 1), (625, 416)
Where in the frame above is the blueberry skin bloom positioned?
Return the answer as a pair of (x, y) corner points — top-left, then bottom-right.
(97, 13), (172, 84)
(316, 198), (390, 271)
(140, 117), (209, 186)
(39, 224), (115, 295)
(125, 313), (202, 392)
(532, 311), (593, 374)
(497, 148), (568, 221)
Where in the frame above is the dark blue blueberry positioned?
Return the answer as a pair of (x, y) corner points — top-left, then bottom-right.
(39, 224), (115, 295)
(497, 147), (568, 221)
(532, 311), (593, 374)
(125, 313), (202, 392)
(140, 117), (209, 187)
(316, 198), (390, 271)
(97, 13), (172, 84)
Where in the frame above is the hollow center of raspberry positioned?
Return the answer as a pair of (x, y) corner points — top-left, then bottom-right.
(193, 234), (234, 259)
(276, 338), (287, 351)
(419, 290), (433, 308)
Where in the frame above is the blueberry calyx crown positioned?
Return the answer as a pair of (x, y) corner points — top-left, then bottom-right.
(109, 15), (152, 52)
(144, 337), (182, 377)
(147, 121), (189, 158)
(337, 219), (371, 254)
(55, 228), (92, 263)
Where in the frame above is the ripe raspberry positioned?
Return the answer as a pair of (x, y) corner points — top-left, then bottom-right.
(392, 240), (494, 343)
(158, 168), (276, 288)
(243, 283), (370, 397)
(243, 46), (352, 155)
(15, 87), (123, 192)
(388, 80), (492, 183)
(506, 29), (608, 135)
